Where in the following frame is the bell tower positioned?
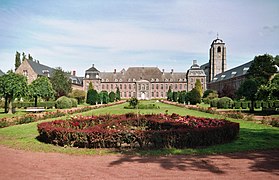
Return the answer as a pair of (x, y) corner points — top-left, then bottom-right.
(209, 35), (226, 82)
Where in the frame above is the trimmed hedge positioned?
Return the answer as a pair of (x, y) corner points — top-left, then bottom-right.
(37, 114), (239, 149)
(56, 96), (72, 109)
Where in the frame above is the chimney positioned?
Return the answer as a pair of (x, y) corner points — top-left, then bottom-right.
(114, 69), (116, 74)
(193, 60), (197, 65)
(92, 64), (94, 67)
(171, 69), (173, 74)
(72, 70), (76, 76)
(162, 69), (165, 74)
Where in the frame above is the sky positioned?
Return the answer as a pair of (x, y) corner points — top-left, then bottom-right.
(0, 0), (278, 76)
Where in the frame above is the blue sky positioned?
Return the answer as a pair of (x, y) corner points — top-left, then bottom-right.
(0, 0), (278, 76)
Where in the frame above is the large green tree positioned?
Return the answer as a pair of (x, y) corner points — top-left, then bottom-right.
(248, 54), (277, 85)
(86, 89), (98, 105)
(109, 91), (116, 102)
(50, 68), (72, 99)
(15, 51), (21, 71)
(237, 79), (258, 112)
(0, 72), (28, 113)
(188, 88), (201, 105)
(28, 76), (54, 107)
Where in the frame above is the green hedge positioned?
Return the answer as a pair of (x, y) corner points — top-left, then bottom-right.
(13, 101), (56, 109)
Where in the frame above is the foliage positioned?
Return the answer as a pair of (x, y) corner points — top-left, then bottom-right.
(115, 87), (121, 101)
(88, 82), (93, 90)
(237, 79), (258, 111)
(210, 98), (219, 107)
(56, 96), (72, 109)
(220, 84), (235, 99)
(167, 87), (172, 101)
(69, 89), (86, 104)
(195, 79), (203, 97)
(109, 91), (116, 102)
(247, 54), (277, 86)
(15, 51), (21, 71)
(50, 67), (72, 99)
(70, 98), (78, 107)
(172, 91), (178, 102)
(203, 89), (214, 98)
(203, 91), (218, 104)
(37, 114), (239, 149)
(99, 91), (109, 104)
(217, 97), (233, 109)
(0, 72), (28, 113)
(128, 97), (139, 108)
(86, 89), (98, 105)
(178, 91), (186, 104)
(28, 76), (55, 106)
(188, 88), (201, 105)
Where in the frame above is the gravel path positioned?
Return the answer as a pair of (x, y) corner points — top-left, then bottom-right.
(0, 145), (278, 180)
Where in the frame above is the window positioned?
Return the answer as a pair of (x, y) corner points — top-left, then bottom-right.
(217, 46), (221, 53)
(23, 70), (28, 77)
(129, 84), (131, 89)
(111, 84), (113, 89)
(175, 84), (177, 90)
(124, 84), (126, 89)
(156, 84), (159, 89)
(179, 84), (182, 89)
(161, 84), (163, 90)
(120, 84), (122, 89)
(152, 84), (154, 89)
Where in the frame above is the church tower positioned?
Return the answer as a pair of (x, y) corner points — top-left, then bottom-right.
(209, 36), (226, 82)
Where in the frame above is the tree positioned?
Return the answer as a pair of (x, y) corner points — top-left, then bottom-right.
(203, 89), (214, 98)
(188, 88), (201, 105)
(237, 79), (258, 112)
(172, 91), (178, 102)
(22, 52), (26, 61)
(69, 89), (86, 104)
(129, 97), (139, 108)
(167, 87), (173, 101)
(248, 54), (277, 85)
(86, 89), (98, 105)
(195, 79), (203, 97)
(115, 87), (120, 101)
(88, 82), (93, 90)
(275, 55), (279, 66)
(178, 91), (186, 104)
(220, 84), (235, 99)
(28, 76), (54, 106)
(0, 72), (28, 113)
(270, 74), (279, 100)
(101, 91), (109, 104)
(109, 91), (116, 102)
(50, 67), (72, 99)
(15, 51), (21, 71)
(28, 54), (33, 61)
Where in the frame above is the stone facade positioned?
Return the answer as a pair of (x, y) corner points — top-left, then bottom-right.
(83, 62), (206, 99)
(186, 60), (206, 92)
(15, 60), (40, 84)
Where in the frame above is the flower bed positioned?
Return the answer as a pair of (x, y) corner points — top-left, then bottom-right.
(37, 113), (239, 149)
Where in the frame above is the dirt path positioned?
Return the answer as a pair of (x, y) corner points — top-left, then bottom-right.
(0, 146), (278, 180)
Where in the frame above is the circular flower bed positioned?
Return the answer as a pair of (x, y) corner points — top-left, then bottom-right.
(37, 113), (239, 149)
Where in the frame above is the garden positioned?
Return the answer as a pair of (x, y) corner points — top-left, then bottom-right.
(0, 101), (278, 156)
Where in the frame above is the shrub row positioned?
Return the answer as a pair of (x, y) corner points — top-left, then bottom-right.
(210, 99), (279, 109)
(12, 101), (56, 109)
(0, 100), (126, 128)
(37, 113), (239, 149)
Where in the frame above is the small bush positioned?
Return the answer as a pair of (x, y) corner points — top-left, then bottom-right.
(255, 101), (262, 109)
(70, 98), (78, 107)
(241, 101), (249, 109)
(234, 101), (241, 109)
(210, 98), (219, 107)
(262, 101), (268, 108)
(226, 112), (245, 119)
(217, 97), (233, 109)
(56, 96), (72, 109)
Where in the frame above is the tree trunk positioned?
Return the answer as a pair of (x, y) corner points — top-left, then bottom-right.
(250, 100), (255, 112)
(35, 96), (38, 107)
(7, 98), (13, 114)
(4, 96), (8, 113)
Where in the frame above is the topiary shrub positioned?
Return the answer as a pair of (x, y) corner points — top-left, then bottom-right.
(254, 101), (262, 109)
(210, 98), (219, 107)
(217, 97), (233, 109)
(234, 101), (241, 109)
(70, 98), (78, 107)
(241, 101), (249, 109)
(56, 96), (72, 109)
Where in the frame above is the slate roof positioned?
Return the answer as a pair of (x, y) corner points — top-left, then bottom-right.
(211, 61), (253, 82)
(27, 59), (54, 76)
(0, 69), (4, 76)
(186, 61), (206, 77)
(97, 67), (186, 82)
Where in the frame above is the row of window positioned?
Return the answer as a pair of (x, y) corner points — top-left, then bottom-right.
(100, 83), (188, 91)
(100, 78), (187, 83)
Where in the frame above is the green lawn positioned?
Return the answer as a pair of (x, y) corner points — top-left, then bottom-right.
(0, 101), (278, 156)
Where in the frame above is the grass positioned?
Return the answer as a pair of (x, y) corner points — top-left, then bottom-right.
(0, 101), (278, 156)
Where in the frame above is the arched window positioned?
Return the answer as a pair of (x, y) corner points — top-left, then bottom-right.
(217, 46), (221, 53)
